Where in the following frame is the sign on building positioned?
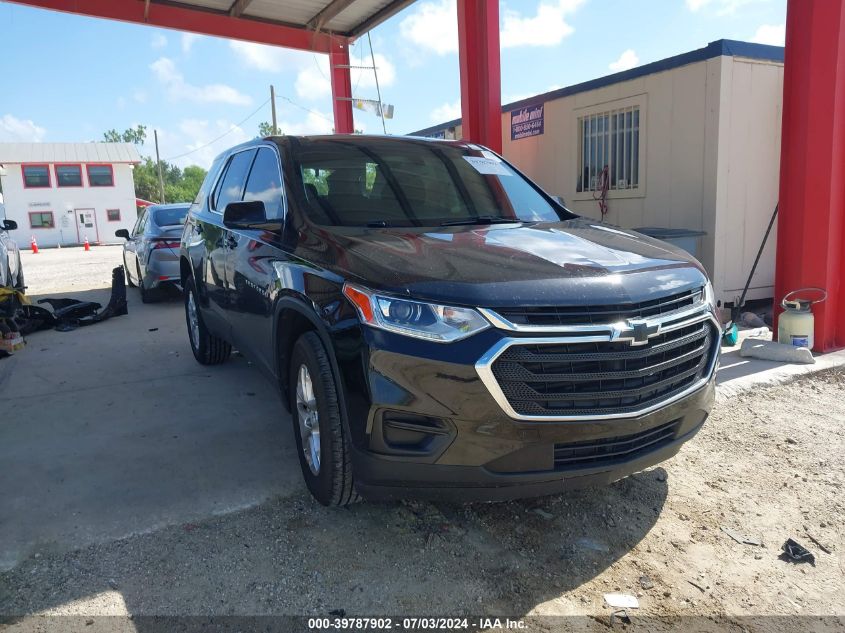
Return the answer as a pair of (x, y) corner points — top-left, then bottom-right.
(511, 104), (544, 140)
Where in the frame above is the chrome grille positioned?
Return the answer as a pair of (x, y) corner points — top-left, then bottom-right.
(476, 300), (720, 420)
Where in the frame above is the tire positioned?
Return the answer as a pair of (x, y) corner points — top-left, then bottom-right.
(13, 255), (24, 293)
(184, 277), (231, 365)
(124, 255), (136, 287)
(137, 262), (158, 303)
(289, 331), (359, 506)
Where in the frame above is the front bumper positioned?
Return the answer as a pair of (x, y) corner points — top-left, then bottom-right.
(349, 322), (718, 502)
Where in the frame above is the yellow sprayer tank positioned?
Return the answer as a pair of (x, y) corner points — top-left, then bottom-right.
(778, 288), (826, 350)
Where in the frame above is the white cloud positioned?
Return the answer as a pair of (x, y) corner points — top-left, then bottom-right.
(609, 49), (639, 72)
(229, 40), (310, 72)
(751, 23), (785, 45)
(0, 114), (47, 142)
(294, 53), (395, 101)
(150, 57), (252, 106)
(400, 0), (585, 55)
(685, 0), (767, 16)
(685, 0), (711, 10)
(181, 33), (200, 53)
(430, 99), (461, 122)
(400, 0), (457, 55)
(133, 90), (148, 104)
(278, 111), (335, 136)
(151, 33), (167, 49)
(501, 0), (586, 48)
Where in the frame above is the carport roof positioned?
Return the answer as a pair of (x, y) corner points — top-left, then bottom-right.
(0, 143), (143, 165)
(177, 0), (417, 37)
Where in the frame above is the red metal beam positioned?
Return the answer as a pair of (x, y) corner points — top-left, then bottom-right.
(2, 0), (337, 53)
(775, 0), (845, 352)
(456, 0), (502, 153)
(329, 41), (354, 134)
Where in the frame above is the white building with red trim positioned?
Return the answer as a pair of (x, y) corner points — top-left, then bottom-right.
(0, 142), (141, 247)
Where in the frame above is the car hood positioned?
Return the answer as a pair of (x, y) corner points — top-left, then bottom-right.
(305, 218), (709, 307)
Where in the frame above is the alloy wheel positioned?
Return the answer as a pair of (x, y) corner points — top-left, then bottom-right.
(296, 364), (321, 475)
(187, 290), (200, 350)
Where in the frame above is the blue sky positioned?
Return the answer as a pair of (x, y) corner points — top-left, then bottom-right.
(0, 0), (786, 169)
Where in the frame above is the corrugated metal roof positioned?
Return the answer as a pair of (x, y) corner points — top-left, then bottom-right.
(0, 143), (142, 164)
(143, 0), (415, 38)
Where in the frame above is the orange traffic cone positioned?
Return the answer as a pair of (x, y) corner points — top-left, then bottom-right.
(30, 236), (39, 254)
(84, 237), (90, 252)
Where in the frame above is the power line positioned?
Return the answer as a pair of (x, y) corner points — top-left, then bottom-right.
(274, 94), (334, 124)
(163, 97), (271, 161)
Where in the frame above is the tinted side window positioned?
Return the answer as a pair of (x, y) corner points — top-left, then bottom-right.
(243, 148), (284, 220)
(194, 155), (225, 208)
(214, 149), (255, 212)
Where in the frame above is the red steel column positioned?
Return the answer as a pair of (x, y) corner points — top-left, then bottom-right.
(329, 39), (354, 134)
(775, 0), (845, 352)
(457, 0), (502, 153)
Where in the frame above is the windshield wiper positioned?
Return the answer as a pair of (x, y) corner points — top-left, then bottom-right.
(439, 216), (520, 227)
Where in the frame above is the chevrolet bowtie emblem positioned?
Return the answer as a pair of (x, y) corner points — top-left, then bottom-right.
(612, 318), (661, 345)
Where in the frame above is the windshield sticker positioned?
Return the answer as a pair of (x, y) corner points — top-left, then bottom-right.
(463, 156), (512, 176)
(480, 150), (502, 162)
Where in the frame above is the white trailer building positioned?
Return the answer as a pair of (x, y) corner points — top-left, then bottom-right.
(0, 143), (141, 248)
(412, 39), (785, 308)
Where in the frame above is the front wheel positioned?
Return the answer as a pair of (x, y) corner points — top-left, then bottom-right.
(289, 332), (359, 506)
(184, 277), (231, 365)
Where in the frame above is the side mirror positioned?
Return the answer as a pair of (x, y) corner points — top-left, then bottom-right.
(223, 200), (268, 229)
(552, 195), (567, 207)
(115, 229), (130, 239)
(2, 219), (17, 231)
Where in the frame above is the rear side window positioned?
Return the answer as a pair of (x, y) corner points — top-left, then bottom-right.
(213, 150), (255, 212)
(243, 148), (284, 220)
(153, 206), (189, 226)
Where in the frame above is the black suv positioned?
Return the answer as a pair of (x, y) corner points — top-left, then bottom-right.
(180, 135), (719, 506)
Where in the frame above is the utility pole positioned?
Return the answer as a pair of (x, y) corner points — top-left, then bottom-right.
(367, 32), (387, 134)
(154, 129), (166, 204)
(270, 85), (278, 135)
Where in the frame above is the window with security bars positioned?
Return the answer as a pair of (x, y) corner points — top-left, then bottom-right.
(577, 106), (640, 193)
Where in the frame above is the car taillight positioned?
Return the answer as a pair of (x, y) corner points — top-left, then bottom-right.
(153, 240), (181, 249)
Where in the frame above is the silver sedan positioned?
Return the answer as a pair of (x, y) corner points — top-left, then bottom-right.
(116, 204), (188, 303)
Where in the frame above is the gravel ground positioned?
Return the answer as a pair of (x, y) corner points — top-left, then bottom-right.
(18, 245), (125, 295)
(2, 246), (844, 630)
(1, 371), (843, 627)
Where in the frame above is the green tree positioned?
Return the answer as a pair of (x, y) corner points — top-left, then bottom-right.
(258, 121), (277, 137)
(103, 124), (147, 145)
(133, 157), (206, 204)
(103, 126), (206, 204)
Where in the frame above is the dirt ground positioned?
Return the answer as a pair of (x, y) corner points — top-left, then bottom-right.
(1, 248), (843, 631)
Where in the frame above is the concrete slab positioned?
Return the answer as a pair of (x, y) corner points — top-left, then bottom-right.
(0, 250), (301, 571)
(716, 328), (845, 401)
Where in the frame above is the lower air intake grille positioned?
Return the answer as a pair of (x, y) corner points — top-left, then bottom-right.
(554, 420), (681, 470)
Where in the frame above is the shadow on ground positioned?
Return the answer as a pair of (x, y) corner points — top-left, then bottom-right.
(1, 283), (668, 620)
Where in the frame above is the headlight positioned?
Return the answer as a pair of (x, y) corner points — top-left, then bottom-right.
(343, 283), (490, 343)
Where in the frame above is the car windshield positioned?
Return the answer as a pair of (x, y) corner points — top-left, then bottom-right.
(152, 206), (189, 227)
(291, 138), (572, 227)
